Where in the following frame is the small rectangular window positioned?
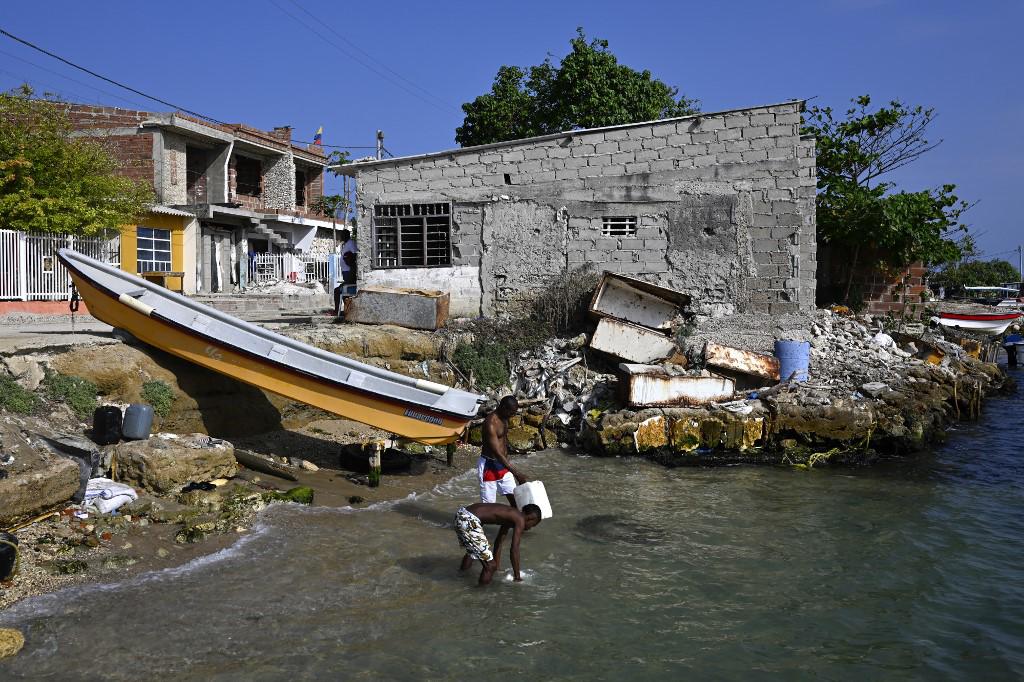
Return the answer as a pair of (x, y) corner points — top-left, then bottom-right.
(372, 203), (451, 269)
(137, 227), (172, 273)
(602, 216), (637, 237)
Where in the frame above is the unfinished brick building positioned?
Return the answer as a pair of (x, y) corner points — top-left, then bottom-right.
(66, 105), (333, 292)
(338, 101), (816, 318)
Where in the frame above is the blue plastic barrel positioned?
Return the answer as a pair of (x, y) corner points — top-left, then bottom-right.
(122, 403), (154, 440)
(774, 339), (810, 383)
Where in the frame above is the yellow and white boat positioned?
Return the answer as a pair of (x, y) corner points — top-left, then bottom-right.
(57, 248), (483, 444)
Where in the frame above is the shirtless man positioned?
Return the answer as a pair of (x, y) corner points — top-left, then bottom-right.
(478, 396), (528, 506)
(454, 502), (542, 585)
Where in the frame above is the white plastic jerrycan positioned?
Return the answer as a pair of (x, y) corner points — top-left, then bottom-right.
(513, 480), (553, 519)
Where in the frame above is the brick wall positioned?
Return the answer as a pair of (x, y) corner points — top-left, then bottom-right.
(818, 244), (927, 314)
(350, 102), (815, 317)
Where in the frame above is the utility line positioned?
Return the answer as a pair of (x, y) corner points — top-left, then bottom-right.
(0, 47), (150, 110)
(0, 26), (386, 154)
(268, 0), (458, 116)
(0, 26), (226, 125)
(283, 0), (457, 113)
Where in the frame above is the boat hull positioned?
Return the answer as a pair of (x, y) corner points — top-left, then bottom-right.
(937, 312), (1022, 336)
(66, 270), (471, 445)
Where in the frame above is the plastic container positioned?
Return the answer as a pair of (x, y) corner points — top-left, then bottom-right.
(513, 481), (553, 519)
(92, 405), (123, 445)
(0, 532), (18, 581)
(122, 403), (154, 440)
(774, 339), (810, 383)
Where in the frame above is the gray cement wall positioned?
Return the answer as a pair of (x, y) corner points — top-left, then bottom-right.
(350, 102), (815, 317)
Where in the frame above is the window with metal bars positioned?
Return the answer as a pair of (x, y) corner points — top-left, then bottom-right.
(602, 216), (637, 237)
(372, 203), (452, 268)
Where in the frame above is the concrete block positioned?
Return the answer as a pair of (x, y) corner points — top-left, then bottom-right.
(612, 151), (635, 164)
(611, 250), (636, 262)
(620, 238), (644, 249)
(716, 152), (743, 164)
(502, 150), (525, 162)
(667, 133), (692, 146)
(768, 147), (794, 160)
(346, 286), (450, 330)
(596, 238), (619, 251)
(556, 168), (580, 180)
(524, 147), (547, 160)
(398, 169), (420, 181)
(644, 238), (669, 250)
(776, 113), (802, 125)
(750, 113), (776, 125)
(650, 159), (675, 172)
(724, 113), (750, 128)
(600, 165), (627, 177)
(641, 137), (666, 150)
(754, 238), (782, 252)
(634, 149), (660, 162)
(441, 166), (466, 177)
(455, 154), (480, 166)
(743, 126), (768, 139)
(768, 124), (797, 137)
(596, 141), (619, 154)
(571, 143), (597, 157)
(627, 125), (657, 139)
(625, 162), (651, 174)
(691, 132), (716, 143)
(725, 139), (751, 152)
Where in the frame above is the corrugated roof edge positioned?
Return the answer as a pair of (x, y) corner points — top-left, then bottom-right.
(333, 99), (806, 174)
(149, 205), (196, 218)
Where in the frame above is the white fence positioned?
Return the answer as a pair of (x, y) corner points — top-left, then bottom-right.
(249, 253), (330, 286)
(0, 229), (121, 301)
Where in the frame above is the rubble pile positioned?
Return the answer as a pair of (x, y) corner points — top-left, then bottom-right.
(807, 310), (971, 396)
(509, 334), (616, 426)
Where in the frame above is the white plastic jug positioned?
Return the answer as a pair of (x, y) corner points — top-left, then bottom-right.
(513, 480), (553, 519)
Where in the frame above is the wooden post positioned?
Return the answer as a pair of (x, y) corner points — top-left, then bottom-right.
(370, 438), (382, 485)
(446, 442), (455, 468)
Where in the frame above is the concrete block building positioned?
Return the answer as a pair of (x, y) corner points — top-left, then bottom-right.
(338, 101), (816, 318)
(66, 105), (334, 293)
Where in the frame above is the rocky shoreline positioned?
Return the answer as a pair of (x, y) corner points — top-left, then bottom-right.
(1, 308), (1014, 617)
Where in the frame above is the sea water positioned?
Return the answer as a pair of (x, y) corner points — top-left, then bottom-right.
(2, 369), (1023, 679)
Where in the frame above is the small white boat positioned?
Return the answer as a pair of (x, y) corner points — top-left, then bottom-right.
(936, 311), (1023, 335)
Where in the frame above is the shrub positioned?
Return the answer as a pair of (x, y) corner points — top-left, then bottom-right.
(141, 380), (175, 417)
(44, 372), (98, 418)
(452, 339), (512, 389)
(0, 374), (39, 414)
(451, 264), (600, 390)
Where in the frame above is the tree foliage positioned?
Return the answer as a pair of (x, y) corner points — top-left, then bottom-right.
(456, 29), (699, 146)
(803, 95), (971, 302)
(0, 85), (152, 235)
(930, 259), (1021, 295)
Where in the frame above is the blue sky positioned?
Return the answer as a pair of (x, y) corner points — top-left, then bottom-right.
(1, 1), (1021, 263)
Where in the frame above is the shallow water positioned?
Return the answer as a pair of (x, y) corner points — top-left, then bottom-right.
(2, 370), (1024, 680)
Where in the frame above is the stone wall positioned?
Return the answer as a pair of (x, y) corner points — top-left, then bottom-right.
(350, 102), (816, 317)
(263, 153), (296, 210)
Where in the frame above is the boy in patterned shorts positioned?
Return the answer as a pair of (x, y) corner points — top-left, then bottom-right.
(454, 502), (542, 586)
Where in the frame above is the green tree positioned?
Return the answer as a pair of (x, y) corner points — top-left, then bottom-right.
(0, 85), (152, 235)
(802, 95), (971, 303)
(456, 29), (699, 146)
(930, 259), (1021, 296)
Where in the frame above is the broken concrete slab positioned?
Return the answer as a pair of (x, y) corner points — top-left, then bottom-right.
(589, 271), (690, 330)
(344, 286), (450, 330)
(618, 363), (736, 407)
(590, 318), (678, 363)
(113, 433), (237, 494)
(704, 341), (780, 381)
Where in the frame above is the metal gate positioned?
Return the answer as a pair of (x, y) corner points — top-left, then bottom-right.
(0, 229), (121, 301)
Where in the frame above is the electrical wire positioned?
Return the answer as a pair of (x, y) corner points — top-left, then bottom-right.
(268, 0), (458, 115)
(283, 0), (457, 112)
(0, 26), (226, 125)
(0, 47), (151, 110)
